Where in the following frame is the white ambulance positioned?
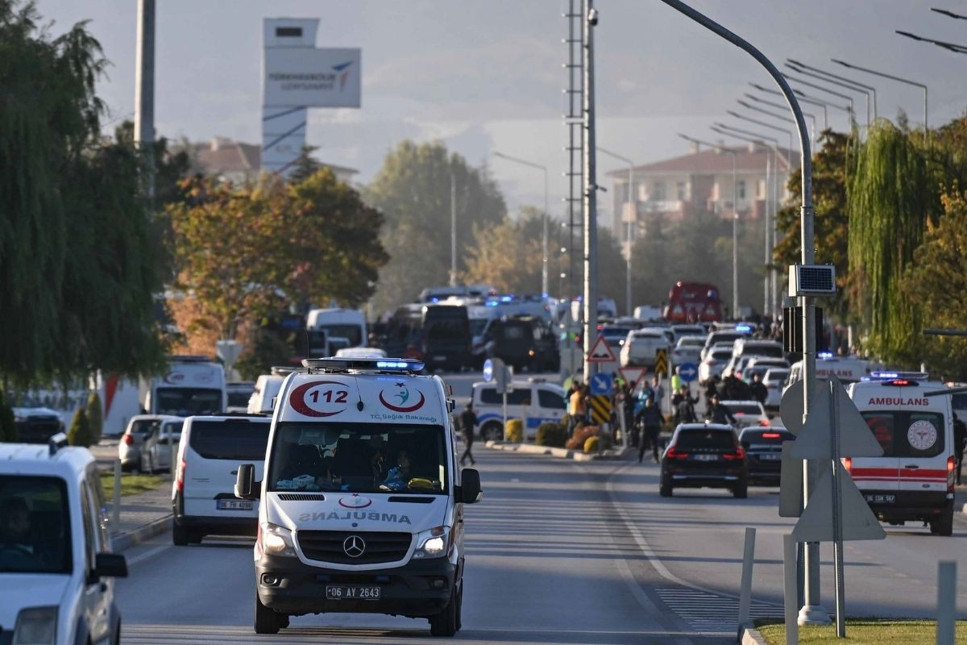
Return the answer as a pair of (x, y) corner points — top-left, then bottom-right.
(846, 372), (956, 536)
(234, 357), (481, 637)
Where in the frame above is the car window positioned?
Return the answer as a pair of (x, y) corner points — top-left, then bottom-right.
(676, 430), (736, 450)
(129, 419), (161, 436)
(188, 420), (271, 460)
(861, 411), (945, 458)
(726, 403), (764, 416)
(507, 389), (531, 406)
(478, 387), (500, 405)
(0, 476), (72, 574)
(538, 389), (565, 409)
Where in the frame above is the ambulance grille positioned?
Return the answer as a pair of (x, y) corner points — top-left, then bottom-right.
(278, 494), (327, 501)
(298, 531), (412, 564)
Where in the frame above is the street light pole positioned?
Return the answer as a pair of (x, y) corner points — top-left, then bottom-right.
(783, 72), (858, 129)
(678, 134), (738, 318)
(450, 173), (457, 288)
(831, 59), (928, 140)
(598, 147), (635, 315)
(738, 100), (817, 146)
(135, 0), (156, 205)
(493, 152), (550, 296)
(787, 61), (876, 124)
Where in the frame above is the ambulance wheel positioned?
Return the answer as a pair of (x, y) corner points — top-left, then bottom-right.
(254, 594), (282, 634)
(481, 422), (503, 442)
(931, 510), (954, 536)
(429, 588), (458, 637)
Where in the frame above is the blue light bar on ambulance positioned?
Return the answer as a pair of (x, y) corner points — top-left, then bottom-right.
(869, 371), (929, 381)
(302, 357), (425, 373)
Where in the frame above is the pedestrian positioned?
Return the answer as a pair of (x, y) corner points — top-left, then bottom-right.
(675, 385), (698, 424)
(670, 366), (682, 394)
(637, 398), (664, 463)
(706, 394), (737, 426)
(704, 376), (719, 407)
(650, 375), (665, 414)
(459, 402), (477, 466)
(749, 373), (768, 406)
(568, 381), (586, 435)
(955, 413), (966, 485)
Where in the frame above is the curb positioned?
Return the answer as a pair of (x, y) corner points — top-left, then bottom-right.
(740, 624), (769, 645)
(112, 513), (172, 552)
(484, 441), (632, 461)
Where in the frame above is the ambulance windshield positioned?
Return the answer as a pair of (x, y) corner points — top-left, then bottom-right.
(267, 422), (449, 494)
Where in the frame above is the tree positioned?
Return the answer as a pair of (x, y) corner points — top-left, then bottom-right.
(365, 141), (506, 313)
(169, 169), (387, 347)
(848, 121), (933, 364)
(0, 389), (16, 443)
(67, 406), (94, 448)
(899, 190), (967, 380)
(86, 391), (103, 444)
(463, 216), (542, 293)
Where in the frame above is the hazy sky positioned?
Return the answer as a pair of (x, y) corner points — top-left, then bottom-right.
(35, 1), (967, 222)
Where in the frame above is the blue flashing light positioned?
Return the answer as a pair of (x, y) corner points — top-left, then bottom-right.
(302, 357), (425, 373)
(735, 323), (753, 333)
(500, 295), (513, 302)
(871, 371), (900, 379)
(817, 351), (834, 359)
(376, 360), (410, 369)
(485, 301), (499, 307)
(430, 297), (440, 303)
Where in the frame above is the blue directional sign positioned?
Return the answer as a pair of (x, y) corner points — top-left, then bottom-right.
(679, 362), (698, 383)
(483, 359), (494, 382)
(590, 372), (614, 396)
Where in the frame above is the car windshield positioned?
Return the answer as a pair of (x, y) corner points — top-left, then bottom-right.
(155, 388), (223, 416)
(129, 418), (164, 436)
(268, 422), (449, 495)
(0, 476), (72, 574)
(188, 419), (270, 460)
(676, 429), (736, 450)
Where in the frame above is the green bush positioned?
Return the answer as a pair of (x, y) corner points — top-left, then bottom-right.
(86, 391), (103, 444)
(0, 390), (17, 443)
(583, 436), (600, 454)
(536, 422), (568, 447)
(505, 418), (523, 443)
(67, 407), (95, 448)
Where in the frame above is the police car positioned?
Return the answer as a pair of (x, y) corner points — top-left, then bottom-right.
(0, 435), (128, 644)
(847, 372), (956, 536)
(234, 358), (482, 637)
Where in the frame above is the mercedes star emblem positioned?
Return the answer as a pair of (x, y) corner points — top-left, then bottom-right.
(343, 535), (366, 558)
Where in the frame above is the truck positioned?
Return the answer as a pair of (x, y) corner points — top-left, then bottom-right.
(139, 356), (227, 417)
(663, 281), (723, 323)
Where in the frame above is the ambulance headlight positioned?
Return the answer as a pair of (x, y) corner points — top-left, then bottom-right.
(14, 606), (57, 644)
(414, 526), (451, 559)
(260, 522), (296, 557)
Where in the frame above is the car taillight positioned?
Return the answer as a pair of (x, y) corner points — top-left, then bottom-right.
(176, 458), (186, 492)
(843, 457), (852, 473)
(724, 448), (745, 460)
(760, 419), (770, 427)
(762, 432), (781, 439)
(948, 456), (956, 491)
(665, 447), (688, 459)
(123, 434), (134, 445)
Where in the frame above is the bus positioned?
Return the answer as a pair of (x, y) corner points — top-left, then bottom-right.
(663, 281), (723, 323)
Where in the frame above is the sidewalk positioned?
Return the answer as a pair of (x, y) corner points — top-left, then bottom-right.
(109, 482), (173, 552)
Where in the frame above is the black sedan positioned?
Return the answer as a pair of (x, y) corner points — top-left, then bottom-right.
(659, 422), (748, 498)
(738, 426), (795, 486)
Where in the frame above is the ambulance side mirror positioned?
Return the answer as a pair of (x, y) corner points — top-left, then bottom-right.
(234, 463), (259, 500)
(458, 468), (482, 504)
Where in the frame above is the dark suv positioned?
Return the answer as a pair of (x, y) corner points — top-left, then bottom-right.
(738, 426), (794, 486)
(660, 423), (748, 498)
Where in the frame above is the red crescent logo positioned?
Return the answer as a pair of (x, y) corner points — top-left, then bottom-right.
(290, 381), (346, 417)
(379, 390), (426, 413)
(338, 496), (373, 509)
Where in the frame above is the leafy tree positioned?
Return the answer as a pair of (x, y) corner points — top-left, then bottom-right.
(365, 141), (506, 313)
(898, 190), (967, 380)
(463, 217), (542, 293)
(67, 406), (94, 448)
(234, 327), (296, 381)
(848, 121), (933, 364)
(86, 391), (103, 444)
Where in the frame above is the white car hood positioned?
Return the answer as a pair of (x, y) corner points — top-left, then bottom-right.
(0, 574), (69, 627)
(267, 492), (448, 534)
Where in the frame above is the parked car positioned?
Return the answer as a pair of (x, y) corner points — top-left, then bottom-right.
(738, 426), (794, 486)
(620, 328), (671, 368)
(762, 368), (790, 410)
(672, 335), (706, 366)
(659, 422), (748, 498)
(699, 346), (735, 384)
(119, 414), (184, 472)
(138, 417), (185, 473)
(172, 414), (272, 545)
(471, 379), (568, 441)
(670, 324), (706, 343)
(719, 400), (770, 430)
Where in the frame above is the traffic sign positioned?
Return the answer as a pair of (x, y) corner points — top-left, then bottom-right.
(587, 336), (618, 363)
(791, 462), (885, 542)
(654, 348), (668, 376)
(589, 394), (612, 424)
(590, 372), (614, 396)
(483, 359), (495, 382)
(618, 367), (646, 389)
(789, 377), (884, 460)
(678, 362), (698, 383)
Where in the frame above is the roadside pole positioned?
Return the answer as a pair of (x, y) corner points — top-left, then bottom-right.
(582, 0), (598, 385)
(658, 0), (825, 625)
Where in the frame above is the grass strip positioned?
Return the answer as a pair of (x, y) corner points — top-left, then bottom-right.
(99, 472), (166, 497)
(755, 618), (967, 644)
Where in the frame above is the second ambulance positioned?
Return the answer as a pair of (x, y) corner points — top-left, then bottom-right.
(846, 372), (956, 536)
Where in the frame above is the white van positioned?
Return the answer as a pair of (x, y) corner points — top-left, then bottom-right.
(787, 355), (883, 387)
(140, 355), (227, 417)
(234, 357), (481, 636)
(846, 372), (956, 535)
(471, 379), (567, 441)
(172, 415), (272, 545)
(247, 367), (296, 415)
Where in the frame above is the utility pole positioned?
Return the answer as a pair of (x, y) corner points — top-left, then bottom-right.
(582, 0), (598, 382)
(450, 173), (457, 287)
(135, 0), (156, 205)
